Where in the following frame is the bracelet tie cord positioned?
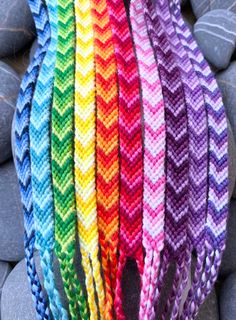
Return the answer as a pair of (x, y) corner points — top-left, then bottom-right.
(15, 0), (51, 318)
(51, 0), (89, 319)
(29, 0), (69, 317)
(74, 0), (105, 319)
(167, 1), (228, 319)
(90, 0), (120, 318)
(130, 1), (166, 320)
(107, 0), (144, 319)
(143, 0), (189, 318)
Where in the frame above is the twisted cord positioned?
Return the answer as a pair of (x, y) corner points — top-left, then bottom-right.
(129, 1), (166, 319)
(107, 0), (144, 318)
(14, 0), (51, 318)
(167, 1), (228, 318)
(90, 0), (119, 318)
(74, 1), (105, 319)
(51, 0), (89, 318)
(29, 0), (69, 317)
(143, 2), (189, 318)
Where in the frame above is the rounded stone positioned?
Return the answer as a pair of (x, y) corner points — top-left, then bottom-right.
(220, 200), (236, 276)
(217, 62), (236, 142)
(0, 61), (20, 164)
(190, 0), (236, 19)
(29, 39), (38, 62)
(193, 10), (236, 70)
(0, 262), (12, 317)
(0, 0), (35, 58)
(0, 160), (24, 262)
(220, 272), (236, 320)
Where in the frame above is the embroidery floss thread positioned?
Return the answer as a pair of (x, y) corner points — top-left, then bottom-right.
(90, 0), (119, 318)
(74, 0), (105, 318)
(14, 0), (51, 318)
(51, 0), (89, 318)
(107, 0), (144, 318)
(29, 0), (69, 317)
(130, 1), (166, 320)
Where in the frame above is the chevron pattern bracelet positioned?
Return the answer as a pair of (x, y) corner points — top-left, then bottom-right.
(14, 0), (228, 319)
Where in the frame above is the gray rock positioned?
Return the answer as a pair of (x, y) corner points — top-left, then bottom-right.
(191, 0), (236, 19)
(0, 0), (35, 58)
(217, 62), (236, 141)
(220, 200), (236, 276)
(0, 262), (11, 319)
(197, 289), (219, 320)
(0, 161), (24, 262)
(193, 10), (236, 70)
(0, 61), (20, 164)
(220, 272), (236, 320)
(0, 262), (11, 296)
(29, 39), (38, 62)
(181, 0), (188, 6)
(228, 120), (236, 198)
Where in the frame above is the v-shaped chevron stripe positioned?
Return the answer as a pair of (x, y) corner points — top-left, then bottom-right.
(74, 1), (105, 319)
(90, 0), (119, 318)
(130, 1), (166, 319)
(14, 0), (51, 318)
(51, 1), (89, 319)
(29, 0), (69, 318)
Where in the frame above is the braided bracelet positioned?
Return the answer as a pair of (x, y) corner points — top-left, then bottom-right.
(144, 1), (189, 318)
(51, 0), (89, 319)
(74, 1), (105, 319)
(130, 1), (166, 319)
(29, 0), (68, 318)
(15, 0), (51, 318)
(90, 0), (120, 318)
(107, 0), (144, 318)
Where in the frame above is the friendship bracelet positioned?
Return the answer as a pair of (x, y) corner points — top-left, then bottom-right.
(51, 1), (89, 319)
(107, 1), (144, 318)
(90, 0), (120, 318)
(130, 1), (166, 320)
(74, 1), (105, 319)
(14, 0), (51, 318)
(29, 0), (68, 318)
(167, 2), (228, 319)
(144, 1), (189, 318)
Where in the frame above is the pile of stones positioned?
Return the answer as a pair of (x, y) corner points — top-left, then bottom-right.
(0, 0), (236, 319)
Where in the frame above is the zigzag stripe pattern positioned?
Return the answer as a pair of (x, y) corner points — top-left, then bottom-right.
(74, 1), (105, 319)
(107, 0), (144, 318)
(14, 0), (51, 318)
(156, 1), (208, 319)
(167, 2), (228, 319)
(143, 1), (189, 317)
(130, 1), (166, 319)
(51, 0), (89, 319)
(90, 0), (119, 318)
(29, 0), (69, 318)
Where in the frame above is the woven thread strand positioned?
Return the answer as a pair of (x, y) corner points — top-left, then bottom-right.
(14, 0), (51, 318)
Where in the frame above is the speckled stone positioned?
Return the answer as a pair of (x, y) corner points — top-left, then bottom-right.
(0, 261), (12, 318)
(191, 0), (236, 19)
(220, 200), (236, 276)
(0, 161), (24, 262)
(220, 272), (236, 320)
(0, 0), (35, 58)
(0, 61), (20, 164)
(194, 10), (236, 70)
